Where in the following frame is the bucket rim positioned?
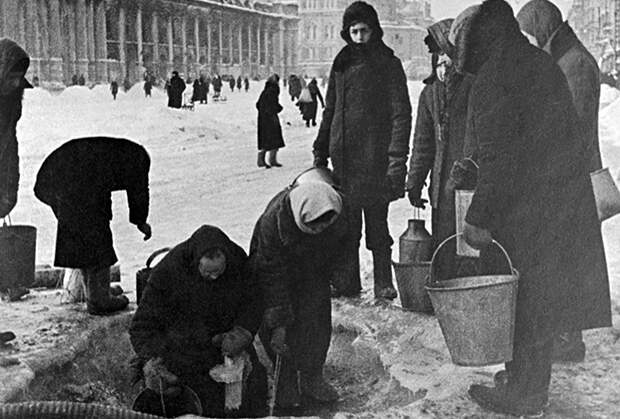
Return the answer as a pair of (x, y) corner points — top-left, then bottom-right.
(425, 273), (518, 292)
(392, 260), (431, 267)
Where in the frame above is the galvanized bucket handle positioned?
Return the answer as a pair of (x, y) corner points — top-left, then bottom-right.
(428, 233), (515, 285)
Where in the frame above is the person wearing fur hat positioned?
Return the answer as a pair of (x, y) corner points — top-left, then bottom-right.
(450, 1), (610, 416)
(313, 1), (412, 300)
(250, 177), (348, 413)
(405, 19), (474, 281)
(517, 0), (603, 363)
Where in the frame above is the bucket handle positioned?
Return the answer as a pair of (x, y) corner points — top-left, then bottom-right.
(146, 247), (171, 269)
(2, 215), (12, 227)
(428, 234), (515, 285)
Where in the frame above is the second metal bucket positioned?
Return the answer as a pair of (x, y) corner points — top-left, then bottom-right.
(392, 260), (433, 313)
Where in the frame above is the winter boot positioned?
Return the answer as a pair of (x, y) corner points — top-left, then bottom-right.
(85, 266), (129, 315)
(257, 150), (270, 168)
(372, 250), (397, 300)
(468, 384), (547, 418)
(267, 149), (282, 167)
(330, 246), (361, 297)
(300, 371), (339, 403)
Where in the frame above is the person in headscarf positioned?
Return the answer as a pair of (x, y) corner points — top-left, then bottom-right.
(297, 78), (325, 127)
(250, 176), (348, 413)
(405, 19), (474, 280)
(130, 225), (267, 418)
(517, 0), (603, 363)
(256, 74), (285, 168)
(450, 1), (610, 416)
(0, 38), (33, 220)
(34, 137), (153, 315)
(313, 1), (412, 299)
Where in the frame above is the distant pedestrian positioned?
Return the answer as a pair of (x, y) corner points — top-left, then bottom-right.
(212, 74), (222, 99)
(237, 75), (242, 91)
(256, 74), (284, 168)
(297, 78), (324, 127)
(288, 75), (302, 101)
(229, 77), (235, 92)
(78, 74), (85, 86)
(244, 76), (250, 92)
(143, 79), (152, 97)
(110, 80), (119, 100)
(166, 71), (185, 108)
(71, 74), (78, 85)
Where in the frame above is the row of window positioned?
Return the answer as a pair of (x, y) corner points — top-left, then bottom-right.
(300, 0), (340, 10)
(301, 46), (339, 61)
(304, 24), (339, 40)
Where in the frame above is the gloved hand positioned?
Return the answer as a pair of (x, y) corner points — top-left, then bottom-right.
(137, 223), (152, 241)
(463, 221), (492, 250)
(384, 176), (405, 202)
(143, 357), (181, 397)
(407, 191), (428, 209)
(211, 326), (253, 357)
(313, 156), (328, 168)
(270, 327), (288, 355)
(449, 159), (478, 190)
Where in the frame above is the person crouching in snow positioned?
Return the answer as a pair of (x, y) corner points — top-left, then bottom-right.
(313, 1), (412, 299)
(130, 225), (268, 418)
(34, 137), (152, 315)
(250, 179), (348, 414)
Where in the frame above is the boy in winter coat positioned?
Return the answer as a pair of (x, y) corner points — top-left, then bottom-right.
(313, 1), (412, 299)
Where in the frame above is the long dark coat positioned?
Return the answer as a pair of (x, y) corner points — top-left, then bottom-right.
(33, 137), (150, 269)
(299, 82), (324, 122)
(407, 70), (473, 244)
(130, 225), (266, 417)
(0, 39), (30, 217)
(313, 41), (412, 197)
(456, 3), (610, 338)
(249, 188), (348, 374)
(288, 75), (302, 99)
(167, 74), (186, 108)
(255, 81), (285, 151)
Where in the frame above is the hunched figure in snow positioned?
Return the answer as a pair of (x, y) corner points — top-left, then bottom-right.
(34, 137), (153, 315)
(313, 1), (412, 299)
(250, 179), (348, 414)
(130, 225), (267, 418)
(0, 38), (33, 220)
(450, 1), (611, 416)
(405, 19), (475, 281)
(516, 0), (604, 362)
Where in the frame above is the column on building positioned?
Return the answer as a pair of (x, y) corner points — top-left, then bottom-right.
(167, 13), (174, 74)
(206, 11), (212, 69)
(95, 0), (108, 82)
(218, 16), (224, 67)
(151, 10), (160, 77)
(238, 19), (244, 71)
(181, 13), (188, 76)
(136, 4), (144, 78)
(278, 20), (286, 77)
(37, 0), (51, 80)
(76, 0), (89, 80)
(229, 15), (234, 65)
(247, 21), (253, 76)
(263, 20), (270, 70)
(87, 0), (96, 80)
(118, 4), (127, 81)
(194, 13), (201, 70)
(65, 0), (78, 81)
(24, 0), (40, 77)
(48, 0), (64, 82)
(16, 1), (25, 47)
(256, 18), (262, 71)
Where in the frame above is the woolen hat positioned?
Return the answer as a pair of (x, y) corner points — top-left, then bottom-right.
(340, 1), (384, 43)
(516, 0), (563, 48)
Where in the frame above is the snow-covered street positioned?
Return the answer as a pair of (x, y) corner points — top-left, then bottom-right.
(4, 80), (620, 417)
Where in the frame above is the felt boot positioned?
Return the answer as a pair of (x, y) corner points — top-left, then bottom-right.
(85, 266), (129, 315)
(372, 250), (397, 300)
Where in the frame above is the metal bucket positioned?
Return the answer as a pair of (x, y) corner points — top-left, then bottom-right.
(290, 166), (337, 187)
(393, 260), (433, 313)
(425, 234), (518, 366)
(0, 223), (37, 292)
(590, 167), (620, 221)
(454, 190), (479, 257)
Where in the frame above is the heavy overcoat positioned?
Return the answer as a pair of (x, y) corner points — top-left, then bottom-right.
(34, 137), (150, 269)
(130, 225), (266, 417)
(313, 41), (412, 197)
(256, 80), (285, 151)
(167, 74), (186, 108)
(457, 1), (610, 337)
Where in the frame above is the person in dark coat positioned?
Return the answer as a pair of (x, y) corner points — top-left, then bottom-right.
(167, 71), (186, 108)
(298, 78), (324, 127)
(130, 225), (267, 418)
(287, 75), (302, 101)
(406, 19), (474, 281)
(34, 137), (153, 315)
(229, 77), (235, 92)
(0, 38), (33, 300)
(313, 1), (412, 299)
(250, 179), (347, 413)
(110, 80), (119, 100)
(71, 73), (78, 85)
(236, 76), (242, 91)
(212, 74), (222, 99)
(517, 0), (604, 364)
(450, 1), (611, 416)
(143, 78), (152, 98)
(0, 38), (32, 220)
(192, 76), (208, 104)
(244, 77), (250, 92)
(256, 75), (285, 168)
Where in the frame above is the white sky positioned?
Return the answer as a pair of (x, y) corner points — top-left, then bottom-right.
(431, 0), (573, 20)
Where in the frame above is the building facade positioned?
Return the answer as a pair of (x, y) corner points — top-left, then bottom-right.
(0, 0), (299, 86)
(570, 0), (620, 73)
(298, 0), (432, 78)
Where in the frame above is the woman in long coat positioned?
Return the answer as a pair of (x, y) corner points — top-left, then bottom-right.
(298, 78), (324, 127)
(451, 1), (610, 416)
(516, 0), (604, 363)
(167, 71), (186, 108)
(256, 75), (285, 168)
(312, 1), (412, 299)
